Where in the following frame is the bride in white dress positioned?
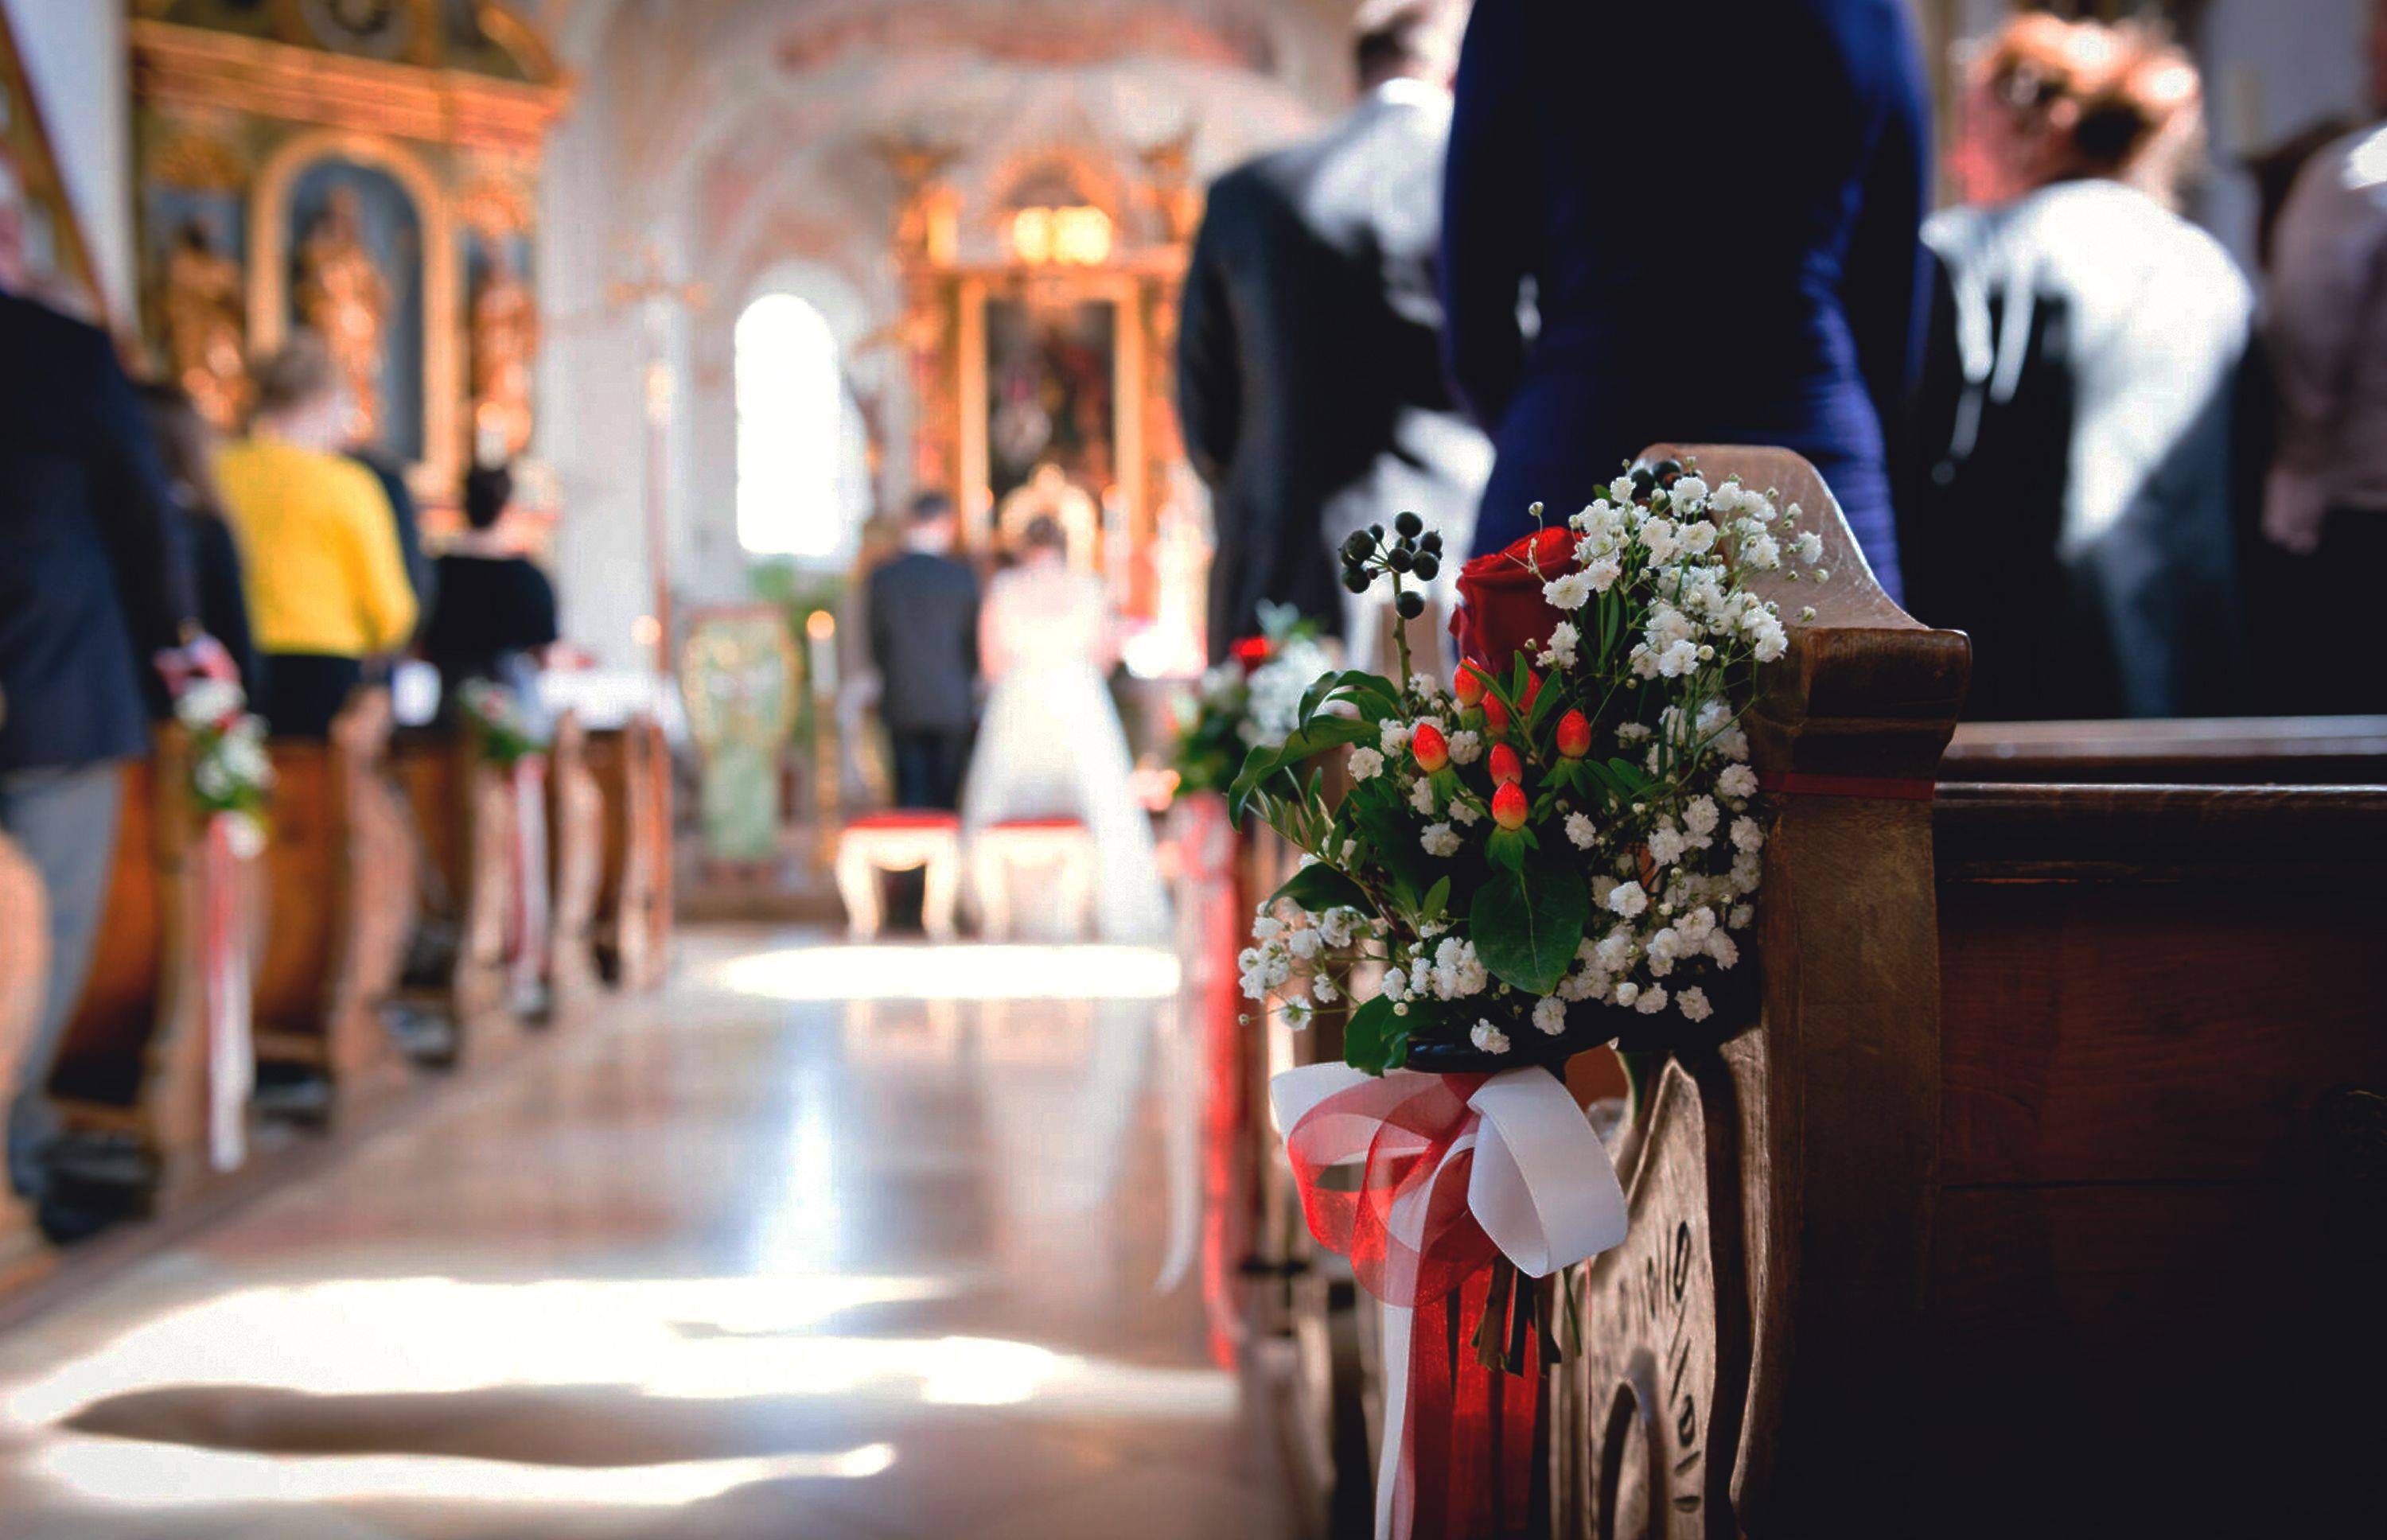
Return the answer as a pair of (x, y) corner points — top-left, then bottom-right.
(962, 517), (1170, 943)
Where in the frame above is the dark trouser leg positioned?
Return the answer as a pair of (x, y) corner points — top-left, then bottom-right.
(0, 763), (123, 1197)
(928, 729), (973, 811)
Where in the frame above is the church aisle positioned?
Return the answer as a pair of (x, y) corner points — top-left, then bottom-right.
(0, 929), (1293, 1540)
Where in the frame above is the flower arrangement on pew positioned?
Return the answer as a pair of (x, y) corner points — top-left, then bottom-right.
(177, 678), (273, 860)
(1241, 459), (1828, 1540)
(1172, 603), (1338, 796)
(1236, 461), (1828, 1071)
(457, 680), (547, 766)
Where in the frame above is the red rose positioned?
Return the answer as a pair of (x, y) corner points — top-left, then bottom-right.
(1556, 710), (1591, 759)
(1229, 636), (1273, 674)
(1453, 663), (1489, 707)
(1488, 742), (1523, 786)
(1481, 692), (1512, 741)
(1452, 525), (1577, 669)
(1412, 721), (1450, 773)
(1491, 781), (1529, 830)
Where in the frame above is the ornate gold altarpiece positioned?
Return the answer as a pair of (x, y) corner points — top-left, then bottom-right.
(882, 138), (1201, 620)
(128, 1), (567, 507)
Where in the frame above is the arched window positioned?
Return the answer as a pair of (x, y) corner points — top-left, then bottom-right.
(734, 292), (861, 561)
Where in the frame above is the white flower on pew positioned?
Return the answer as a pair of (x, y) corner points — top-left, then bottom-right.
(1566, 812), (1597, 849)
(1427, 936), (1487, 1000)
(1672, 474), (1708, 504)
(1447, 729), (1483, 766)
(1317, 908), (1361, 948)
(1283, 998), (1314, 1032)
(1470, 1019), (1512, 1055)
(1718, 763), (1759, 801)
(1449, 798), (1481, 826)
(1382, 967), (1409, 1001)
(222, 811), (266, 861)
(1410, 778), (1436, 815)
(1420, 822), (1461, 858)
(1634, 984), (1669, 1015)
(1348, 747), (1385, 781)
(175, 678), (243, 730)
(1532, 997), (1567, 1036)
(1684, 796), (1720, 839)
(1676, 986), (1713, 1022)
(1544, 570), (1595, 611)
(1313, 974), (1338, 1004)
(1606, 881), (1649, 920)
(1793, 530), (1825, 565)
(1731, 816), (1766, 855)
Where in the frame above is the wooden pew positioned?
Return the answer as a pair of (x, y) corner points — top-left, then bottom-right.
(544, 711), (604, 1013)
(586, 714), (671, 990)
(1945, 713), (2387, 784)
(41, 733), (264, 1209)
(0, 830), (48, 1259)
(1555, 447), (2387, 1537)
(389, 726), (523, 1066)
(249, 690), (415, 1118)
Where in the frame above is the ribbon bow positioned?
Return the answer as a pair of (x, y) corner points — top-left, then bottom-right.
(1272, 1064), (1628, 1540)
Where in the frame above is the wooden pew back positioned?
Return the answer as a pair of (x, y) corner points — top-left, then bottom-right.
(391, 727), (519, 1061)
(546, 711), (603, 1009)
(253, 690), (413, 1102)
(0, 830), (48, 1254)
(587, 715), (670, 989)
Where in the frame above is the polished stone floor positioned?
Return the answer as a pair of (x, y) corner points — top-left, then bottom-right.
(0, 929), (1294, 1538)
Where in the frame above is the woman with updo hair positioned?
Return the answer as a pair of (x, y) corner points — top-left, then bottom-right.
(1906, 15), (2252, 719)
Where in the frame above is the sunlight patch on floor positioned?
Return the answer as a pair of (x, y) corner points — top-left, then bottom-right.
(707, 943), (1182, 1001)
(28, 1436), (896, 1509)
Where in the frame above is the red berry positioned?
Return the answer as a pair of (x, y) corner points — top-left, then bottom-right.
(1521, 669), (1542, 710)
(1489, 742), (1523, 786)
(1556, 710), (1591, 759)
(1411, 721), (1450, 773)
(1492, 781), (1528, 830)
(1482, 693), (1511, 739)
(1454, 664), (1489, 707)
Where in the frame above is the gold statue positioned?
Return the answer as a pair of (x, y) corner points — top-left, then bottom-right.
(294, 186), (389, 442)
(162, 219), (248, 430)
(470, 247), (536, 461)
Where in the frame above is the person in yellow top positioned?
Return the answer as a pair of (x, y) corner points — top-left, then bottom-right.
(216, 332), (418, 736)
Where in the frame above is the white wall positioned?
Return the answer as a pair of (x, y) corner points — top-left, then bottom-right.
(2195, 0), (2373, 267)
(2, 0), (133, 321)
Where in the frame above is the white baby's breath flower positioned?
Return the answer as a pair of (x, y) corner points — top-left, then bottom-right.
(1730, 815), (1766, 854)
(1532, 997), (1567, 1036)
(1793, 530), (1824, 565)
(1634, 984), (1669, 1015)
(1420, 822), (1461, 858)
(1606, 880), (1649, 919)
(1447, 730), (1483, 766)
(1718, 763), (1759, 800)
(1683, 796), (1719, 837)
(1347, 747), (1385, 781)
(1318, 908), (1359, 947)
(1615, 722), (1652, 744)
(1676, 986), (1713, 1022)
(1565, 811), (1597, 850)
(1608, 473), (1636, 503)
(1410, 777), (1437, 815)
(1312, 974), (1339, 1004)
(1287, 928), (1322, 961)
(1613, 981), (1641, 1007)
(1800, 605), (1817, 622)
(1647, 822), (1687, 867)
(1283, 998), (1314, 1032)
(1544, 620), (1580, 669)
(1382, 967), (1409, 1001)
(1380, 720), (1411, 756)
(1470, 1020), (1513, 1056)
(1253, 915), (1287, 942)
(1707, 931), (1740, 969)
(1544, 570), (1595, 611)
(220, 811), (267, 861)
(1672, 474), (1708, 505)
(1739, 531), (1781, 570)
(1449, 799), (1482, 826)
(174, 679), (243, 730)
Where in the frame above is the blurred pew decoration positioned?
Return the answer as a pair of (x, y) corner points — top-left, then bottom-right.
(37, 706), (267, 1224)
(586, 714), (672, 990)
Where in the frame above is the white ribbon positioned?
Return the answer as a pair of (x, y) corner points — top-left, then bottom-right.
(1272, 1063), (1628, 1538)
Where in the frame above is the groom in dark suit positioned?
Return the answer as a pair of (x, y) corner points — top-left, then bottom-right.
(867, 492), (980, 810)
(1178, 0), (1487, 662)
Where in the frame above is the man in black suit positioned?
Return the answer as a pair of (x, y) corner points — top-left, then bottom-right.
(0, 182), (217, 1200)
(866, 492), (980, 810)
(1178, 0), (1489, 663)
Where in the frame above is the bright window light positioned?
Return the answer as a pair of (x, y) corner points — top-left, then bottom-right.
(735, 292), (853, 560)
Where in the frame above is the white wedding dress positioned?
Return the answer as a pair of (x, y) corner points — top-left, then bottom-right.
(962, 558), (1171, 943)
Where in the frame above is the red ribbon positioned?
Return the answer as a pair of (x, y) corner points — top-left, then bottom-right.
(1284, 1073), (1537, 1539)
(1758, 769), (1937, 802)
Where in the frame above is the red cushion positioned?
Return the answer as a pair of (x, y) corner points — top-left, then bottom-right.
(847, 811), (961, 831)
(987, 818), (1087, 833)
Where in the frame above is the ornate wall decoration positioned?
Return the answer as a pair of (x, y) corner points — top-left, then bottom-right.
(130, 5), (566, 500)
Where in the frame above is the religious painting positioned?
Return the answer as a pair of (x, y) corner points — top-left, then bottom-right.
(983, 294), (1117, 515)
(681, 607), (800, 865)
(286, 158), (425, 461)
(464, 226), (536, 464)
(146, 189), (250, 428)
(0, 6), (103, 321)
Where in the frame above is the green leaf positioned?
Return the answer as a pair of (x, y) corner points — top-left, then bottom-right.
(1269, 861), (1370, 916)
(1486, 825), (1529, 874)
(1344, 994), (1400, 1075)
(1420, 876), (1451, 923)
(1606, 756), (1650, 793)
(1469, 861), (1590, 996)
